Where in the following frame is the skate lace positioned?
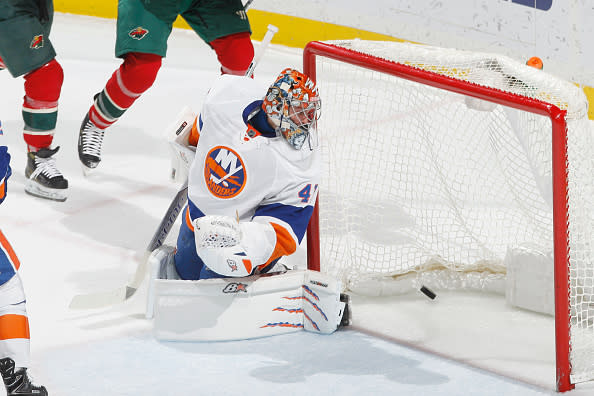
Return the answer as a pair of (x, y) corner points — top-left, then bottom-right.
(81, 121), (105, 157)
(30, 156), (63, 179)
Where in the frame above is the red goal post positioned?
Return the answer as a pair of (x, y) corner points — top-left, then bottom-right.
(303, 40), (594, 392)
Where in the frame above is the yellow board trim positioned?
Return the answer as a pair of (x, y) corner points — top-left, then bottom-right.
(582, 86), (594, 120)
(53, 2), (405, 44)
(51, 0), (594, 119)
(54, 1), (117, 19)
(246, 10), (407, 45)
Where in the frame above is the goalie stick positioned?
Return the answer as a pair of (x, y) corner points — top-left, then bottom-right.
(69, 24), (279, 309)
(246, 24), (279, 78)
(69, 181), (188, 309)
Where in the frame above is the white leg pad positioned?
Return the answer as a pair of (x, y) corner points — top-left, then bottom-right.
(149, 268), (345, 341)
(302, 270), (346, 334)
(0, 276), (30, 367)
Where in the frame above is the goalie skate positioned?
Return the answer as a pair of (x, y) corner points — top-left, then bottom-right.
(339, 293), (352, 328)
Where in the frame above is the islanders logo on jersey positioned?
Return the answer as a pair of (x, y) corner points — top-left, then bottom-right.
(30, 35), (44, 49)
(204, 146), (246, 199)
(129, 27), (149, 40)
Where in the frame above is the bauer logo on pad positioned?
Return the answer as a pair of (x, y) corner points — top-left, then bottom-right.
(204, 146), (246, 199)
(222, 282), (248, 293)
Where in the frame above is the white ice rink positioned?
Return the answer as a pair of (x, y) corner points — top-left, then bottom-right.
(0, 13), (593, 395)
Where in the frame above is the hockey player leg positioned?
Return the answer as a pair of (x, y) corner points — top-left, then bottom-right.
(210, 32), (254, 75)
(79, 52), (162, 172)
(149, 269), (349, 341)
(151, 270), (307, 341)
(302, 270), (350, 334)
(0, 8), (68, 202)
(0, 276), (47, 396)
(22, 59), (68, 202)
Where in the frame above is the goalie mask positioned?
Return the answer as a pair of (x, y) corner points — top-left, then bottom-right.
(263, 68), (321, 150)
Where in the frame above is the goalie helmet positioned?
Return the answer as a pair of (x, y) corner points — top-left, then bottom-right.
(262, 68), (321, 150)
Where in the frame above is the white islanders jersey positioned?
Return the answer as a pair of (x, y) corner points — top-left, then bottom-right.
(187, 75), (320, 255)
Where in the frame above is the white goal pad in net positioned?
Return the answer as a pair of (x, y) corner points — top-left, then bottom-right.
(303, 39), (594, 391)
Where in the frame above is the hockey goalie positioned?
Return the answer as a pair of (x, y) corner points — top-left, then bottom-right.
(146, 68), (350, 341)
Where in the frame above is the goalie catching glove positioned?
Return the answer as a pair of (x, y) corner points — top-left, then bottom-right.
(194, 215), (277, 277)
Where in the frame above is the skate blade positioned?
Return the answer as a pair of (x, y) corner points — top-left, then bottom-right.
(81, 163), (97, 177)
(24, 181), (68, 202)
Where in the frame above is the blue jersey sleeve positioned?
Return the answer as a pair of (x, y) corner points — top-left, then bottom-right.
(0, 146), (11, 205)
(253, 202), (314, 244)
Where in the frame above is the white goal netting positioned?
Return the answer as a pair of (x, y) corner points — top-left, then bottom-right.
(306, 39), (594, 385)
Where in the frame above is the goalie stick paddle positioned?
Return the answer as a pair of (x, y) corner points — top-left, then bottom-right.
(68, 181), (188, 309)
(69, 24), (278, 310)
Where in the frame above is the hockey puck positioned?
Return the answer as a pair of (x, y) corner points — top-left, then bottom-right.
(420, 285), (437, 300)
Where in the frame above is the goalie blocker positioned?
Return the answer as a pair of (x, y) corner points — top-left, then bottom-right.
(146, 246), (351, 341)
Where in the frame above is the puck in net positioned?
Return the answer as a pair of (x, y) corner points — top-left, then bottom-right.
(420, 285), (437, 300)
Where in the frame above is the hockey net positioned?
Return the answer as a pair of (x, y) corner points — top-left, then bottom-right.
(303, 40), (594, 391)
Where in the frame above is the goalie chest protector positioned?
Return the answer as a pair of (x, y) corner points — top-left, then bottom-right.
(187, 75), (320, 224)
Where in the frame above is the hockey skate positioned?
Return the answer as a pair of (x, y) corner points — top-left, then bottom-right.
(25, 146), (68, 202)
(78, 113), (105, 173)
(339, 293), (352, 328)
(0, 357), (47, 396)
